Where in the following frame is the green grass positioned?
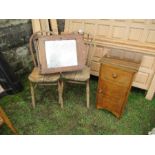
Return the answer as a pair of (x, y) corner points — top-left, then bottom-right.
(0, 75), (155, 135)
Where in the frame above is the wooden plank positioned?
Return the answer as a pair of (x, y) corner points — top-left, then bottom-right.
(90, 70), (99, 76)
(145, 73), (155, 100)
(141, 56), (155, 69)
(50, 19), (58, 34)
(31, 19), (41, 33)
(90, 61), (101, 72)
(94, 39), (155, 56)
(40, 19), (50, 32)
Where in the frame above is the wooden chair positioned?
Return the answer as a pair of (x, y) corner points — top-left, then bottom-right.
(28, 31), (63, 108)
(61, 33), (92, 108)
(0, 106), (17, 134)
(0, 85), (17, 134)
(30, 19), (91, 108)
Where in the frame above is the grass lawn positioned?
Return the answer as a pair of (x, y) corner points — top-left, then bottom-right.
(0, 75), (155, 135)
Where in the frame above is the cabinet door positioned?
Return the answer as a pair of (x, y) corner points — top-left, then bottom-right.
(96, 79), (129, 117)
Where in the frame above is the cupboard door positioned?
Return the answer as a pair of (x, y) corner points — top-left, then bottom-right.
(96, 79), (129, 117)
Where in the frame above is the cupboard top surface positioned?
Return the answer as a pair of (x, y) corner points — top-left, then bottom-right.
(100, 55), (141, 72)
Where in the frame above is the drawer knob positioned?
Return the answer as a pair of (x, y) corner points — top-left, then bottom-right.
(112, 73), (118, 78)
(98, 89), (103, 93)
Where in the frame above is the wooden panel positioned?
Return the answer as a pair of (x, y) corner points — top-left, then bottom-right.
(112, 26), (126, 39)
(115, 19), (126, 22)
(133, 73), (153, 90)
(90, 70), (99, 76)
(40, 19), (50, 32)
(31, 19), (58, 34)
(152, 20), (155, 24)
(134, 72), (149, 84)
(147, 30), (155, 43)
(146, 73), (155, 100)
(84, 22), (96, 35)
(96, 24), (110, 36)
(141, 56), (155, 69)
(132, 19), (146, 23)
(31, 19), (41, 33)
(67, 20), (84, 33)
(49, 19), (58, 34)
(128, 28), (144, 41)
(65, 19), (155, 49)
(132, 55), (155, 90)
(90, 61), (100, 72)
(93, 46), (104, 57)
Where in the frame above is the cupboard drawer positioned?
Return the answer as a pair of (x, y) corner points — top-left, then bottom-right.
(100, 64), (133, 86)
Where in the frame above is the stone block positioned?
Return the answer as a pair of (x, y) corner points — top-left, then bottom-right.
(0, 19), (32, 51)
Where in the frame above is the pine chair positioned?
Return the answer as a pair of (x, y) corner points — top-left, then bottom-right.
(61, 33), (92, 108)
(28, 31), (63, 108)
(0, 85), (17, 134)
(0, 106), (17, 134)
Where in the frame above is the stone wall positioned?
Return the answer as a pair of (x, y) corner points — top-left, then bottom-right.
(0, 19), (65, 75)
(0, 19), (32, 75)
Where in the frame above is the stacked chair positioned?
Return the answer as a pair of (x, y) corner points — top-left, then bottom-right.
(29, 19), (91, 108)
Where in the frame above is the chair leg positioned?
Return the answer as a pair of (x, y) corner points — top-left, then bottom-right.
(86, 79), (90, 108)
(0, 107), (17, 134)
(58, 80), (63, 108)
(61, 81), (64, 108)
(30, 82), (35, 108)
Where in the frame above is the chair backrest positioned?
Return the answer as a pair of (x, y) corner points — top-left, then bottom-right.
(29, 31), (54, 67)
(62, 32), (93, 66)
(30, 19), (93, 67)
(30, 19), (59, 67)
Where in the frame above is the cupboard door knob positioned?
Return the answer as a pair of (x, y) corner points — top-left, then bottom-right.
(112, 73), (118, 78)
(98, 89), (103, 93)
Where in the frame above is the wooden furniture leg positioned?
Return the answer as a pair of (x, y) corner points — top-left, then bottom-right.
(86, 79), (90, 108)
(58, 80), (63, 108)
(60, 81), (64, 108)
(58, 81), (61, 105)
(146, 74), (155, 100)
(30, 82), (35, 108)
(0, 107), (17, 134)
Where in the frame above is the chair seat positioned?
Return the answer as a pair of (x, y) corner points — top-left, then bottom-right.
(28, 67), (60, 83)
(62, 66), (90, 81)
